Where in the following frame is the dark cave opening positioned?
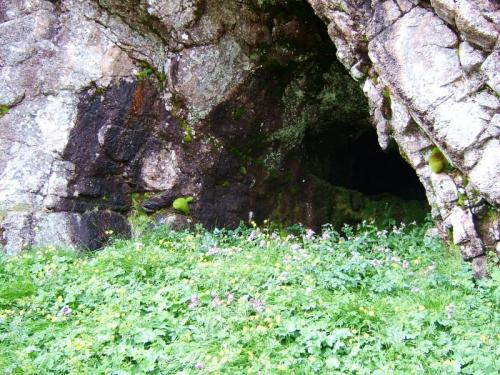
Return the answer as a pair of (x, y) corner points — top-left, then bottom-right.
(303, 124), (428, 202)
(243, 0), (429, 227)
(264, 0), (427, 202)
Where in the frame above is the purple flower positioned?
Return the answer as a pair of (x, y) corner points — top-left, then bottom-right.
(446, 303), (455, 319)
(402, 260), (410, 270)
(247, 230), (257, 241)
(207, 247), (220, 256)
(249, 298), (265, 313)
(212, 295), (222, 308)
(188, 295), (200, 309)
(59, 306), (72, 316)
(225, 292), (235, 305)
(259, 239), (266, 248)
(305, 229), (315, 240)
(195, 362), (205, 370)
(321, 232), (330, 240)
(370, 259), (382, 268)
(411, 287), (420, 294)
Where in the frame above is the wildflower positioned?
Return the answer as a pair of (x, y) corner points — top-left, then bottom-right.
(305, 229), (315, 240)
(402, 260), (410, 269)
(259, 239), (266, 248)
(370, 259), (382, 268)
(247, 230), (257, 241)
(479, 334), (488, 342)
(212, 295), (222, 308)
(59, 306), (72, 316)
(411, 287), (420, 293)
(188, 295), (200, 309)
(290, 244), (301, 251)
(391, 256), (400, 264)
(207, 247), (220, 256)
(225, 292), (235, 304)
(195, 362), (205, 370)
(250, 298), (265, 313)
(322, 232), (330, 240)
(446, 303), (455, 319)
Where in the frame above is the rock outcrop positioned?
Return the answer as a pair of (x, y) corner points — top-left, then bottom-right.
(307, 0), (499, 276)
(0, 0), (498, 275)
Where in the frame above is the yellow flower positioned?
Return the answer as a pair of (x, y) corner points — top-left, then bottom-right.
(277, 364), (287, 371)
(368, 310), (375, 317)
(394, 306), (400, 312)
(418, 305), (425, 312)
(479, 335), (488, 342)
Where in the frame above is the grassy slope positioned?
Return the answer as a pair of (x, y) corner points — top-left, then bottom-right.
(0, 221), (498, 374)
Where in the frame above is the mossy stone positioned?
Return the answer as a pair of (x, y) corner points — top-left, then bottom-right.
(428, 147), (446, 173)
(173, 197), (194, 215)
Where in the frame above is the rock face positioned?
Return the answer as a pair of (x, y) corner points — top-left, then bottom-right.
(0, 0), (498, 275)
(307, 0), (500, 276)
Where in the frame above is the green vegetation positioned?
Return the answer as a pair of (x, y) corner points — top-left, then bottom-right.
(135, 62), (167, 91)
(1, 220), (498, 374)
(172, 197), (194, 215)
(233, 107), (247, 121)
(428, 147), (449, 174)
(0, 105), (9, 119)
(382, 87), (392, 119)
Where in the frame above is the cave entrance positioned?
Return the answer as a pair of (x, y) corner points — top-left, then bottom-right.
(303, 123), (427, 202)
(248, 0), (429, 227)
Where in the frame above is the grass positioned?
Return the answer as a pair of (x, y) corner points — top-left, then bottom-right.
(0, 220), (498, 374)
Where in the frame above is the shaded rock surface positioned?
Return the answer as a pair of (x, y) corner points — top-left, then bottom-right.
(0, 0), (498, 274)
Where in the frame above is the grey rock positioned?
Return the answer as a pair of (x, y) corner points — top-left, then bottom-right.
(151, 211), (193, 231)
(459, 41), (485, 72)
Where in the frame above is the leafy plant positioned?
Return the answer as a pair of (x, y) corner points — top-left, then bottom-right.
(0, 220), (497, 374)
